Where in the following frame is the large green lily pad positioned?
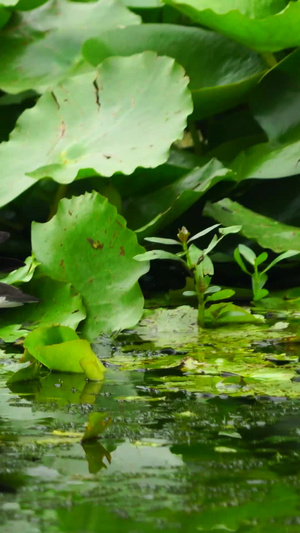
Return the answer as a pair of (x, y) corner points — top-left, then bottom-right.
(82, 24), (266, 119)
(0, 0), (140, 94)
(0, 52), (192, 207)
(204, 198), (300, 253)
(164, 0), (300, 52)
(32, 192), (149, 340)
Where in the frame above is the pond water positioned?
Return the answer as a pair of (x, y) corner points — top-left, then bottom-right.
(1, 313), (300, 533)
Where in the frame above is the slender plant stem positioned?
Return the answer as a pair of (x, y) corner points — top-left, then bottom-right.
(197, 293), (205, 328)
(261, 52), (277, 68)
(188, 120), (203, 155)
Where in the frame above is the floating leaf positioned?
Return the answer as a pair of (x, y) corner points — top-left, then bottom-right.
(23, 325), (105, 379)
(204, 198), (300, 253)
(32, 192), (149, 340)
(0, 52), (192, 207)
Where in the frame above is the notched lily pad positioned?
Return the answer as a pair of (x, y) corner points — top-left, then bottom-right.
(32, 192), (149, 340)
(0, 52), (192, 207)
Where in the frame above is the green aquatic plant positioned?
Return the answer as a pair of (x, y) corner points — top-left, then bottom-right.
(234, 244), (299, 301)
(135, 223), (241, 327)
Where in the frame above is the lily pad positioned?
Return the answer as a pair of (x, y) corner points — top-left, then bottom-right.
(0, 0), (140, 94)
(164, 0), (300, 52)
(0, 52), (192, 207)
(82, 23), (266, 119)
(204, 198), (300, 253)
(24, 325), (105, 379)
(32, 192), (149, 340)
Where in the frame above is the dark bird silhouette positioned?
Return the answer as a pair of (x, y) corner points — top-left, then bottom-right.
(0, 231), (39, 308)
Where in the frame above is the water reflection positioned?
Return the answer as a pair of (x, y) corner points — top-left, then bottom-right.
(1, 367), (300, 532)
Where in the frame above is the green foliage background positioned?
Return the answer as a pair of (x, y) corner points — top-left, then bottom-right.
(2, 0), (300, 340)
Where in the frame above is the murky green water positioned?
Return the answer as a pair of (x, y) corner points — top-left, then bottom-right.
(1, 315), (300, 532)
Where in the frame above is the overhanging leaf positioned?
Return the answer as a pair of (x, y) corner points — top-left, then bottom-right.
(0, 52), (192, 207)
(164, 0), (300, 52)
(32, 192), (149, 340)
(82, 23), (266, 119)
(0, 0), (140, 93)
(204, 198), (300, 253)
(250, 48), (300, 143)
(126, 159), (234, 238)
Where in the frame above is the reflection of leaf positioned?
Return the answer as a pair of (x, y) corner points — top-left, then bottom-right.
(205, 198), (300, 253)
(32, 192), (149, 340)
(0, 53), (192, 207)
(82, 441), (111, 474)
(82, 412), (111, 442)
(6, 361), (40, 384)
